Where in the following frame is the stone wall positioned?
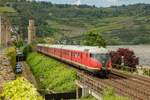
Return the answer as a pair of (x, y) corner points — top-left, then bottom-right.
(0, 16), (12, 47)
(0, 54), (15, 93)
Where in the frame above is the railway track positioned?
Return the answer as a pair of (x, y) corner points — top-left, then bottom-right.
(112, 69), (150, 86)
(109, 74), (150, 100)
(77, 69), (150, 100)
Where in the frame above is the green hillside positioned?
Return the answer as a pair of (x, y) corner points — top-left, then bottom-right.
(88, 16), (150, 45)
(1, 1), (150, 45)
(0, 7), (16, 13)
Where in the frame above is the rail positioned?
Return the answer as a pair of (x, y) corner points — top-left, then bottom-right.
(77, 70), (150, 100)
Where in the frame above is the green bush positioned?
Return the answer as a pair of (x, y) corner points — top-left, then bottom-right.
(13, 40), (24, 48)
(27, 52), (76, 92)
(103, 87), (128, 100)
(23, 45), (33, 59)
(0, 77), (43, 100)
(143, 68), (150, 76)
(79, 95), (96, 100)
(5, 47), (16, 69)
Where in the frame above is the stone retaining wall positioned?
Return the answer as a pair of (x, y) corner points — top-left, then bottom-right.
(0, 54), (15, 93)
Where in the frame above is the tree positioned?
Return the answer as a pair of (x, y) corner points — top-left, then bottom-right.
(23, 44), (33, 59)
(110, 48), (139, 68)
(82, 32), (107, 47)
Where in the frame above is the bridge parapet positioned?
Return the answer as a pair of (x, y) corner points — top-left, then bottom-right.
(76, 71), (107, 100)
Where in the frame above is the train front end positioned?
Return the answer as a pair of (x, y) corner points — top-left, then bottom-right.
(89, 47), (112, 77)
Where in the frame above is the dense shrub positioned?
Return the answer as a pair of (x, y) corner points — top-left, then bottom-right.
(13, 40), (24, 48)
(23, 45), (33, 59)
(143, 68), (150, 76)
(110, 48), (139, 68)
(27, 52), (76, 92)
(5, 47), (16, 69)
(0, 77), (43, 100)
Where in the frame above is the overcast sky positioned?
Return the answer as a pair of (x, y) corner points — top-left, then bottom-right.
(36, 0), (150, 7)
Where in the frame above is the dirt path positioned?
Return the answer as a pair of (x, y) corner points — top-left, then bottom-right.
(19, 61), (38, 89)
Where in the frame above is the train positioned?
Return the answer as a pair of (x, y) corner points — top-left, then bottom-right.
(37, 44), (112, 76)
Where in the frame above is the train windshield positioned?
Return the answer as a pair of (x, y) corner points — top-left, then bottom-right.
(90, 53), (110, 67)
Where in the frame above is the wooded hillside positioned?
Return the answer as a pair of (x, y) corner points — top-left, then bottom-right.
(1, 0), (150, 45)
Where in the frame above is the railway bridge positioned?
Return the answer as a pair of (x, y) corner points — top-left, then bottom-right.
(76, 71), (103, 100)
(76, 70), (150, 100)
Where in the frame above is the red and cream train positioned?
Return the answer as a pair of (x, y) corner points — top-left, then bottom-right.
(37, 44), (112, 76)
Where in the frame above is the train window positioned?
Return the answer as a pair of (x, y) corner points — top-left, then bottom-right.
(77, 53), (80, 57)
(75, 54), (78, 57)
(90, 53), (110, 62)
(72, 53), (74, 56)
(90, 53), (92, 57)
(69, 52), (71, 56)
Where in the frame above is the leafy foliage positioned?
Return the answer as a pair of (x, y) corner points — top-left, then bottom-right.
(27, 52), (76, 92)
(0, 77), (43, 100)
(23, 44), (33, 59)
(143, 68), (150, 76)
(82, 32), (106, 47)
(110, 48), (139, 68)
(0, 6), (16, 13)
(79, 95), (96, 100)
(13, 40), (24, 48)
(5, 47), (16, 69)
(103, 87), (128, 100)
(36, 38), (46, 44)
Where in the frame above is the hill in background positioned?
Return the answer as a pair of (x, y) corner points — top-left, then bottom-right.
(1, 1), (150, 45)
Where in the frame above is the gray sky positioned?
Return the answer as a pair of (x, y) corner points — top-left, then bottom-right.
(36, 0), (150, 7)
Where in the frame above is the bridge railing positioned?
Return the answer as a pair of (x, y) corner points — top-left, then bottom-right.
(76, 71), (107, 95)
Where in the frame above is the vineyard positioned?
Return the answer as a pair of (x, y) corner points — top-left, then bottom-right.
(27, 52), (76, 93)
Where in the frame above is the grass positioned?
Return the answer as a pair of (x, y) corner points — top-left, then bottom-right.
(4, 47), (16, 69)
(0, 7), (16, 13)
(102, 87), (128, 100)
(27, 52), (76, 93)
(79, 95), (97, 100)
(79, 87), (128, 100)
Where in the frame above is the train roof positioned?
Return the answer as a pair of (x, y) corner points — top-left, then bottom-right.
(37, 44), (108, 54)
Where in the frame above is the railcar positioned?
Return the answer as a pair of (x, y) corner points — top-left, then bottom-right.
(37, 44), (112, 76)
